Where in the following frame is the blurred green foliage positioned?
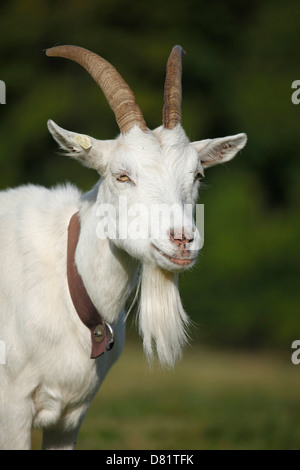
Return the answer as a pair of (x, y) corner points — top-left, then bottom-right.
(0, 0), (299, 350)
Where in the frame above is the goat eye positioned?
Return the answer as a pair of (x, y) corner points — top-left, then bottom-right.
(117, 174), (130, 183)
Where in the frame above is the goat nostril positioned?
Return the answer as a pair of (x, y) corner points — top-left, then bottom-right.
(170, 230), (194, 245)
(184, 236), (194, 244)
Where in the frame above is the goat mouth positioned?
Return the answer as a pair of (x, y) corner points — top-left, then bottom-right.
(151, 243), (194, 266)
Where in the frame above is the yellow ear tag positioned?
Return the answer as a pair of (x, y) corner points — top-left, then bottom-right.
(74, 135), (92, 150)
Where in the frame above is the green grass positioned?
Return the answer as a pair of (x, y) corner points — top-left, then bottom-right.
(32, 340), (300, 450)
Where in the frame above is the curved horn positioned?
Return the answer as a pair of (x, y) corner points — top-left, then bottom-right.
(163, 45), (186, 129)
(46, 45), (147, 134)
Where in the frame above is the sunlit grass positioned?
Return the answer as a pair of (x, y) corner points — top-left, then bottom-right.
(32, 339), (300, 450)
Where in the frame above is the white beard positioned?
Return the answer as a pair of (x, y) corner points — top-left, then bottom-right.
(137, 263), (190, 368)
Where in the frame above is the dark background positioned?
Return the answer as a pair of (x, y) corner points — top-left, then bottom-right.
(0, 0), (299, 353)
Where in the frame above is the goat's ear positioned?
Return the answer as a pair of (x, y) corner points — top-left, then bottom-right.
(47, 120), (111, 174)
(192, 133), (247, 169)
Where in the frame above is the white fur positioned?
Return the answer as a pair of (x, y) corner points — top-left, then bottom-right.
(0, 121), (246, 449)
(138, 264), (189, 367)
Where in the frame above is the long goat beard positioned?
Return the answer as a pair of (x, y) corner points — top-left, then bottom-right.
(137, 263), (190, 368)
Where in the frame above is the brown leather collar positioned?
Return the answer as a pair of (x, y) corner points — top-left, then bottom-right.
(67, 212), (114, 359)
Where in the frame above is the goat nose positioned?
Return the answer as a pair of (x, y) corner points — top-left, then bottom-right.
(170, 229), (194, 245)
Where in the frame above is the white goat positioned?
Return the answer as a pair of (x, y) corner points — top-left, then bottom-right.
(0, 45), (247, 450)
